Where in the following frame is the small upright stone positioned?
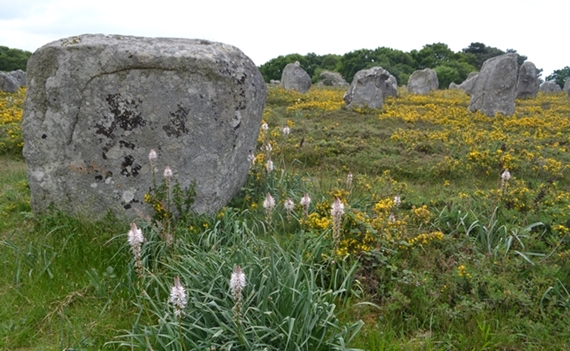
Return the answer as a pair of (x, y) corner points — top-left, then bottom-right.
(468, 53), (518, 116)
(0, 72), (20, 92)
(407, 68), (439, 94)
(343, 67), (398, 110)
(281, 62), (311, 92)
(317, 70), (348, 87)
(22, 34), (266, 219)
(9, 69), (26, 87)
(515, 61), (539, 99)
(539, 81), (562, 93)
(564, 78), (570, 97)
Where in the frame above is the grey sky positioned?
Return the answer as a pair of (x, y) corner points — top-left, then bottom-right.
(0, 0), (567, 77)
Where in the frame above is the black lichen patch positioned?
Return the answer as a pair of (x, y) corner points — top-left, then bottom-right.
(119, 140), (136, 149)
(120, 155), (141, 177)
(96, 94), (146, 139)
(163, 104), (190, 137)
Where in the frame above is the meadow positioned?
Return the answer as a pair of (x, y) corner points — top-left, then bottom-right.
(1, 85), (570, 350)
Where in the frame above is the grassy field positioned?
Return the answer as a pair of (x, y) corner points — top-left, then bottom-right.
(1, 86), (570, 350)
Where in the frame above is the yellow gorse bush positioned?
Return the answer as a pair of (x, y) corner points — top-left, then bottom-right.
(0, 87), (26, 155)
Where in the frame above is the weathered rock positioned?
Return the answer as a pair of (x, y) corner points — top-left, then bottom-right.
(407, 68), (439, 94)
(280, 62), (311, 92)
(539, 80), (562, 93)
(343, 67), (398, 109)
(456, 73), (479, 95)
(469, 53), (518, 116)
(0, 72), (20, 92)
(22, 34), (266, 220)
(564, 78), (570, 97)
(270, 79), (280, 84)
(9, 69), (26, 87)
(515, 61), (539, 99)
(317, 70), (348, 87)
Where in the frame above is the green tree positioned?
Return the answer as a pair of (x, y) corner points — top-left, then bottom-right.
(411, 43), (456, 69)
(546, 66), (570, 88)
(462, 42), (505, 70)
(0, 46), (32, 72)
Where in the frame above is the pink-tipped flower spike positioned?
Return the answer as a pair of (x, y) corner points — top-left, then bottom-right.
(148, 149), (157, 165)
(284, 197), (294, 221)
(346, 172), (353, 188)
(169, 276), (187, 318)
(164, 166), (173, 180)
(501, 169), (511, 194)
(127, 222), (145, 278)
(331, 197), (345, 250)
(230, 265), (246, 324)
(266, 159), (274, 173)
(300, 193), (311, 218)
(263, 192), (275, 225)
(394, 195), (401, 207)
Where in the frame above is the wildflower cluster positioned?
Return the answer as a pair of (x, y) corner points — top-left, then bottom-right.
(0, 88), (25, 155)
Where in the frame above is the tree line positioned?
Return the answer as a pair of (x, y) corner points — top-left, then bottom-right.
(1, 43), (568, 89)
(259, 42), (569, 89)
(0, 46), (32, 72)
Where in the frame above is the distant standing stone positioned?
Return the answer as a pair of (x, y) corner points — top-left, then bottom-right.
(515, 61), (539, 99)
(407, 68), (439, 94)
(317, 70), (348, 87)
(0, 72), (20, 92)
(22, 34), (266, 220)
(343, 66), (398, 110)
(9, 69), (26, 87)
(281, 62), (311, 92)
(469, 53), (518, 116)
(564, 78), (570, 97)
(539, 80), (562, 93)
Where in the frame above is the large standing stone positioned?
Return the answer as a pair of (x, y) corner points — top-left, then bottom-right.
(0, 72), (20, 92)
(515, 61), (539, 99)
(317, 70), (348, 87)
(280, 62), (311, 92)
(343, 67), (398, 110)
(469, 53), (518, 116)
(22, 34), (266, 220)
(539, 80), (562, 93)
(564, 78), (570, 97)
(407, 68), (439, 94)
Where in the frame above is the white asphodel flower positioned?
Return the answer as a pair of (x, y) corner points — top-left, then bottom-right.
(331, 197), (345, 218)
(501, 169), (511, 181)
(266, 159), (274, 173)
(284, 197), (295, 211)
(300, 193), (311, 217)
(394, 195), (401, 207)
(346, 172), (353, 187)
(164, 166), (173, 180)
(261, 122), (268, 131)
(263, 192), (275, 211)
(148, 149), (157, 164)
(127, 222), (144, 249)
(230, 265), (246, 300)
(169, 276), (187, 317)
(282, 126), (290, 136)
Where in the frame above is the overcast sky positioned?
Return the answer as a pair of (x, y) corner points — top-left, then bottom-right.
(0, 0), (567, 77)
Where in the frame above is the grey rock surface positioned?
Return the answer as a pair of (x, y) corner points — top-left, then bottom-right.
(564, 78), (570, 97)
(22, 34), (266, 220)
(317, 70), (348, 87)
(280, 62), (311, 92)
(515, 61), (539, 99)
(9, 69), (27, 87)
(539, 80), (562, 93)
(0, 72), (20, 92)
(469, 53), (518, 116)
(407, 68), (439, 94)
(343, 67), (398, 109)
